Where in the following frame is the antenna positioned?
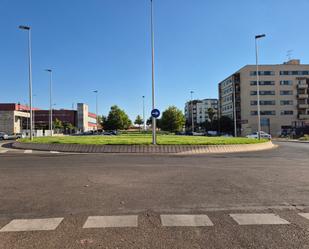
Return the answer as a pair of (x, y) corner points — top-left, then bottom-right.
(286, 50), (293, 61)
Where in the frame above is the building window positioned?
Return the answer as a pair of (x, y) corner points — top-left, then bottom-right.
(280, 100), (293, 105)
(250, 91), (275, 96)
(280, 71), (309, 76)
(280, 90), (293, 95)
(250, 81), (275, 86)
(251, 100), (276, 105)
(280, 80), (293, 86)
(281, 110), (294, 115)
(250, 71), (275, 76)
(251, 111), (276, 116)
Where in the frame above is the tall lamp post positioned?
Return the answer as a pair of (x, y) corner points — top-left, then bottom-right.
(150, 0), (157, 145)
(142, 96), (146, 131)
(33, 94), (36, 132)
(93, 90), (98, 130)
(190, 90), (194, 132)
(19, 25), (33, 140)
(45, 69), (53, 136)
(255, 34), (266, 140)
(233, 81), (237, 137)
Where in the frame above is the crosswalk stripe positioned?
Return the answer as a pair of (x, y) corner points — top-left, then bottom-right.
(0, 218), (64, 232)
(161, 215), (214, 227)
(298, 213), (309, 220)
(24, 150), (33, 153)
(83, 216), (138, 228)
(229, 213), (290, 225)
(0, 150), (8, 154)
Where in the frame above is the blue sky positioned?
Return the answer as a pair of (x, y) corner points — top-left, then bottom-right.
(1, 0), (309, 119)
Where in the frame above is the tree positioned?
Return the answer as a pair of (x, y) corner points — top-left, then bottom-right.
(146, 117), (152, 126)
(207, 108), (216, 129)
(63, 122), (75, 134)
(104, 105), (132, 130)
(218, 116), (234, 134)
(99, 115), (107, 129)
(160, 106), (185, 133)
(53, 118), (63, 130)
(134, 115), (144, 130)
(134, 115), (143, 126)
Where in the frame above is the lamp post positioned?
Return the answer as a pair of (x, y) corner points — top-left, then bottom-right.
(150, 0), (157, 145)
(19, 25), (33, 140)
(142, 96), (146, 131)
(93, 90), (98, 130)
(45, 69), (53, 136)
(33, 94), (36, 132)
(255, 34), (266, 140)
(190, 90), (194, 132)
(233, 81), (237, 137)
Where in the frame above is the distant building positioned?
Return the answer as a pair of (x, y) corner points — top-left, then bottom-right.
(185, 99), (218, 130)
(218, 59), (309, 137)
(0, 103), (97, 134)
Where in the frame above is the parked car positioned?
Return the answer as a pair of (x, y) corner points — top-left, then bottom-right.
(246, 131), (272, 139)
(0, 132), (8, 140)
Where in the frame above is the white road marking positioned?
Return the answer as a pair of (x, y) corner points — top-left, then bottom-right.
(230, 213), (290, 225)
(24, 150), (33, 153)
(83, 216), (138, 228)
(161, 215), (214, 227)
(0, 150), (8, 153)
(0, 218), (64, 232)
(50, 151), (60, 154)
(298, 213), (309, 220)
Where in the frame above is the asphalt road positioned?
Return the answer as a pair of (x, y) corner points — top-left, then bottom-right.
(0, 141), (309, 249)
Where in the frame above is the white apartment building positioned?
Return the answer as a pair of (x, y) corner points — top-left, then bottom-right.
(218, 59), (309, 137)
(185, 99), (218, 130)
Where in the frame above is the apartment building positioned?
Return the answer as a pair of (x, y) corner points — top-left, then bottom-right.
(185, 99), (218, 130)
(218, 59), (309, 137)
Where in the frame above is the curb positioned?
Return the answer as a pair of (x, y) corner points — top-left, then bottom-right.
(274, 139), (309, 144)
(12, 141), (276, 154)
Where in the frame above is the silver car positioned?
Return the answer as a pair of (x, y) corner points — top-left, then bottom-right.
(0, 132), (8, 140)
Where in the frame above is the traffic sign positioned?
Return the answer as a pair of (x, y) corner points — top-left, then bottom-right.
(151, 109), (160, 118)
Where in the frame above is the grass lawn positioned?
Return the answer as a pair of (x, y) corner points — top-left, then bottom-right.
(19, 134), (268, 145)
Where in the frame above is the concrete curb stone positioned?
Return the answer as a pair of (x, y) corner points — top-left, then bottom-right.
(12, 141), (276, 154)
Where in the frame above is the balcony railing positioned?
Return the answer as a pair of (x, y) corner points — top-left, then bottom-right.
(298, 94), (309, 99)
(299, 114), (309, 120)
(298, 104), (309, 109)
(298, 84), (308, 89)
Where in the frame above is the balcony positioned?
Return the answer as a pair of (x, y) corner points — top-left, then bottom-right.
(298, 84), (308, 89)
(299, 114), (309, 120)
(298, 94), (309, 99)
(298, 104), (309, 109)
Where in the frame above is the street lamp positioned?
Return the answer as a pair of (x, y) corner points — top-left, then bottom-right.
(190, 90), (194, 132)
(33, 94), (36, 132)
(142, 96), (146, 131)
(150, 0), (157, 145)
(233, 81), (237, 137)
(45, 69), (53, 136)
(255, 34), (266, 140)
(93, 90), (98, 130)
(19, 25), (33, 140)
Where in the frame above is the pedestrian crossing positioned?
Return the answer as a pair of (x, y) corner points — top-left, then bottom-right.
(1, 213), (309, 232)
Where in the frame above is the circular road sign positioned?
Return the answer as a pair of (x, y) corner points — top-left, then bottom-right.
(151, 109), (160, 118)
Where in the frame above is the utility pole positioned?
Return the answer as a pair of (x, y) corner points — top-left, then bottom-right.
(150, 0), (157, 144)
(190, 91), (194, 132)
(142, 96), (146, 130)
(19, 25), (33, 140)
(45, 69), (53, 136)
(255, 34), (266, 140)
